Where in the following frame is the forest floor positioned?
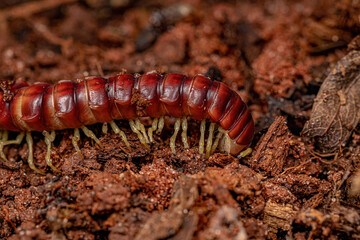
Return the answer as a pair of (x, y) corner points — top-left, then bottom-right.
(0, 0), (359, 239)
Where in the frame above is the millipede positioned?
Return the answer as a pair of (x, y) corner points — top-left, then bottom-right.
(0, 72), (254, 174)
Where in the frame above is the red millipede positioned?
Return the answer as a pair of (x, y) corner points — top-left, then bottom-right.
(0, 72), (254, 174)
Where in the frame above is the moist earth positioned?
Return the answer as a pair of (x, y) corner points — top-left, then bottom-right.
(0, 0), (359, 239)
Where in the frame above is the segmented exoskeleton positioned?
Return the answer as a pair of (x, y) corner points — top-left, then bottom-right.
(0, 72), (254, 174)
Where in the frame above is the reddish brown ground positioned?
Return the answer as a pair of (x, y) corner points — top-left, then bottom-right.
(0, 0), (359, 239)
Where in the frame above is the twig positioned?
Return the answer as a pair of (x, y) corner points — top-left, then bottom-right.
(317, 152), (340, 164)
(301, 138), (338, 158)
(95, 60), (105, 77)
(0, 0), (78, 19)
(0, 0), (78, 33)
(31, 20), (73, 54)
(279, 157), (317, 176)
(1, 207), (17, 231)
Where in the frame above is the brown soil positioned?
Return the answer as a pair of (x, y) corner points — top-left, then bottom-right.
(0, 0), (359, 239)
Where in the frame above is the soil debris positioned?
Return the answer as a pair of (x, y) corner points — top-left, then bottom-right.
(134, 176), (198, 240)
(0, 0), (359, 239)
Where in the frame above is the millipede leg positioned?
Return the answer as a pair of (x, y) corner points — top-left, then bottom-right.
(148, 118), (158, 143)
(110, 121), (131, 152)
(0, 130), (7, 161)
(224, 133), (231, 155)
(43, 130), (60, 172)
(26, 132), (44, 175)
(81, 126), (103, 148)
(205, 123), (216, 158)
(129, 120), (150, 150)
(3, 132), (25, 145)
(181, 117), (189, 149)
(102, 122), (108, 134)
(211, 127), (225, 154)
(72, 128), (83, 159)
(135, 119), (149, 143)
(0, 132), (25, 161)
(199, 120), (206, 154)
(1, 131), (8, 142)
(238, 148), (252, 158)
(157, 116), (164, 134)
(170, 118), (181, 154)
(0, 131), (2, 156)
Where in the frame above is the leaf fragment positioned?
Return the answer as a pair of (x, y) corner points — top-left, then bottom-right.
(302, 51), (360, 152)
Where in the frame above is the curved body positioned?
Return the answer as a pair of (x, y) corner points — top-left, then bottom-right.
(0, 73), (254, 154)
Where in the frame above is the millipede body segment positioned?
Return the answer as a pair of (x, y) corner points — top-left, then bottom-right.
(0, 72), (254, 173)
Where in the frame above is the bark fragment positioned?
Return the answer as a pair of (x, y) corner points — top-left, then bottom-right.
(251, 116), (291, 176)
(263, 200), (298, 232)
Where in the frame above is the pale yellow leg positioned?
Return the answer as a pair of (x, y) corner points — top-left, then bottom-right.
(157, 116), (164, 134)
(181, 117), (189, 148)
(135, 119), (149, 143)
(26, 132), (44, 175)
(0, 131), (25, 161)
(72, 128), (83, 159)
(224, 133), (231, 155)
(148, 118), (158, 143)
(102, 122), (108, 134)
(238, 148), (252, 158)
(6, 132), (25, 145)
(205, 123), (216, 159)
(129, 120), (150, 149)
(0, 130), (7, 160)
(43, 130), (60, 172)
(170, 118), (181, 154)
(81, 126), (103, 148)
(199, 120), (206, 154)
(1, 131), (7, 141)
(0, 131), (6, 141)
(110, 121), (131, 151)
(211, 127), (224, 154)
(1, 131), (8, 145)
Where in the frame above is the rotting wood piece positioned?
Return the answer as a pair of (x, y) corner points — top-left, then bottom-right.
(250, 116), (291, 176)
(263, 199), (298, 233)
